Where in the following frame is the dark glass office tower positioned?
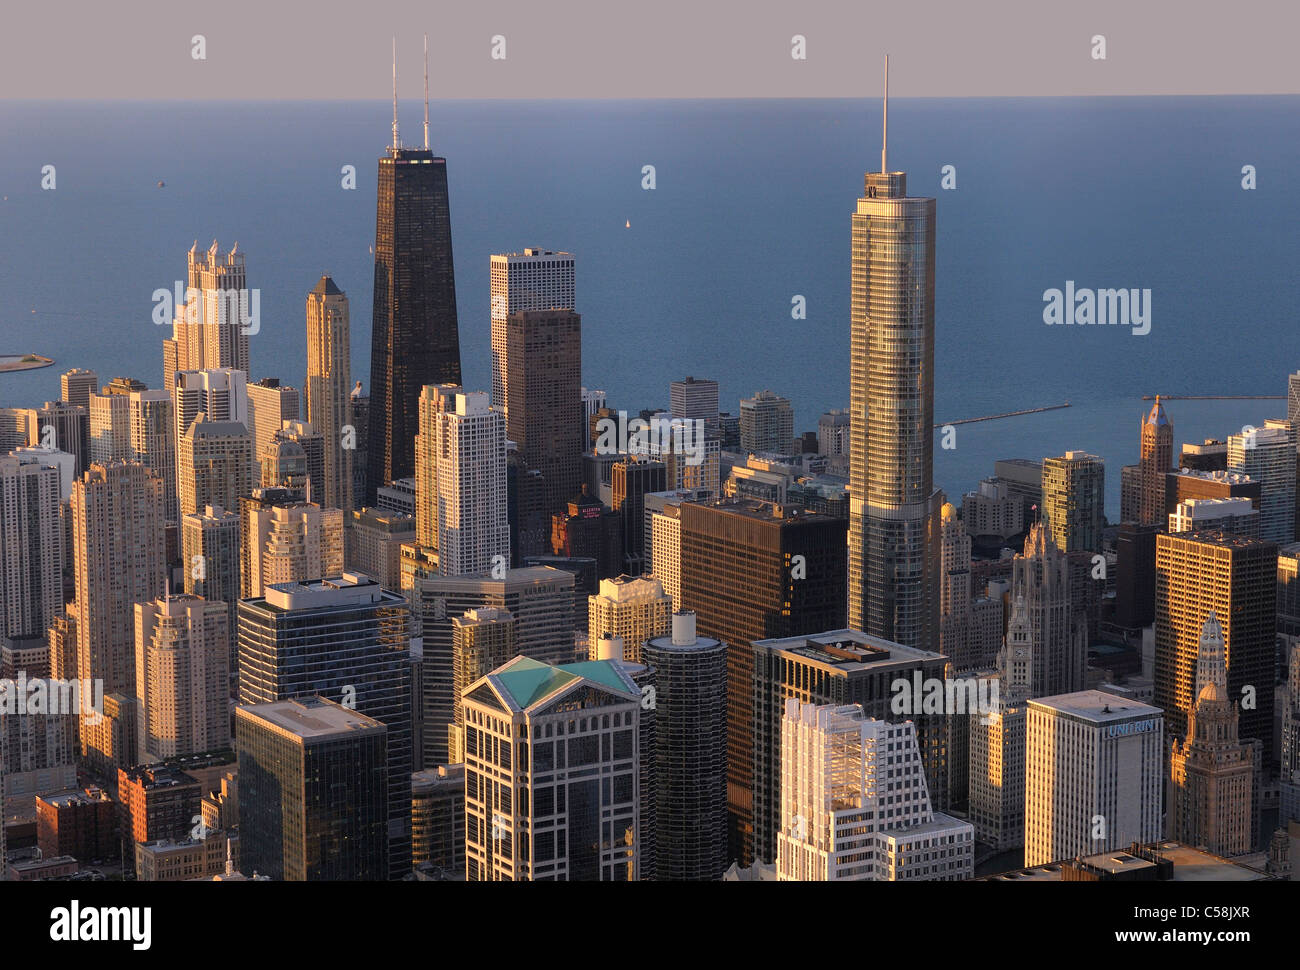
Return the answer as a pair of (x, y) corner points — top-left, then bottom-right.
(366, 145), (461, 503)
(237, 573), (413, 878)
(236, 696), (390, 881)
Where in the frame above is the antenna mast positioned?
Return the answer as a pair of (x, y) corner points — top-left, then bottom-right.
(392, 37), (400, 150)
(881, 54), (889, 174)
(423, 33), (430, 149)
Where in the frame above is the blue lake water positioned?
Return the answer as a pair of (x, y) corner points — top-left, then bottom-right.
(1, 97), (1297, 517)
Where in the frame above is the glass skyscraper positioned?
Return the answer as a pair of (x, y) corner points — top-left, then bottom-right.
(846, 106), (941, 654)
(366, 133), (462, 503)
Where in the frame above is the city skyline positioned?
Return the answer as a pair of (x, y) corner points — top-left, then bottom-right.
(2, 23), (1297, 906)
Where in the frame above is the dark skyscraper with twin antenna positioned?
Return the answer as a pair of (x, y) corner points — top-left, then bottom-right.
(366, 37), (462, 503)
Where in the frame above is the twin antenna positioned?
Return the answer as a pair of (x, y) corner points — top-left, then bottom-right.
(391, 34), (431, 150)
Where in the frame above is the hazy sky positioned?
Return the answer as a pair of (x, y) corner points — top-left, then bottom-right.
(2, 0), (1296, 100)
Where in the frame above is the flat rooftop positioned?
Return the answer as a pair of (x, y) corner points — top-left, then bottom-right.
(755, 629), (947, 667)
(237, 696), (385, 740)
(1028, 689), (1161, 723)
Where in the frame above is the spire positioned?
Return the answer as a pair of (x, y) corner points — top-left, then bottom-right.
(881, 54), (889, 174)
(391, 37), (401, 150)
(423, 33), (430, 150)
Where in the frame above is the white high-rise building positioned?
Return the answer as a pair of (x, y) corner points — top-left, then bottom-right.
(88, 388), (132, 465)
(305, 276), (354, 513)
(416, 385), (508, 576)
(777, 699), (973, 881)
(0, 454), (64, 640)
(1168, 496), (1259, 537)
(489, 249), (575, 414)
(1024, 690), (1163, 866)
(1228, 419), (1296, 544)
(245, 379), (300, 482)
(134, 593), (231, 763)
(173, 368), (249, 441)
(587, 575), (672, 663)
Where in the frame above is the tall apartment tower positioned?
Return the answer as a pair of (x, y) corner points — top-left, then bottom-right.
(447, 607), (517, 763)
(0, 454), (64, 640)
(133, 593), (231, 763)
(178, 420), (253, 520)
(642, 612), (728, 881)
(173, 368), (249, 441)
(1041, 451), (1106, 553)
(34, 400), (89, 478)
(1024, 690), (1164, 866)
(245, 379), (300, 478)
(236, 696), (390, 881)
(680, 499), (848, 865)
(240, 498), (345, 600)
(416, 385), (508, 576)
(238, 573), (413, 878)
(490, 249), (576, 414)
(1002, 522), (1088, 699)
(305, 276), (354, 512)
(181, 505), (240, 670)
(462, 655), (640, 881)
(1138, 397), (1174, 526)
(73, 461), (167, 699)
(1228, 419), (1296, 544)
(124, 390), (178, 524)
(88, 381), (137, 465)
(847, 84), (941, 658)
(739, 390), (794, 454)
(1167, 612), (1254, 856)
(365, 91), (462, 504)
(1154, 530), (1277, 761)
(670, 376), (720, 425)
(504, 308), (583, 554)
(777, 699), (974, 881)
(61, 368), (99, 411)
